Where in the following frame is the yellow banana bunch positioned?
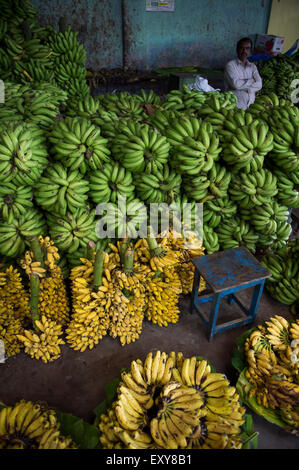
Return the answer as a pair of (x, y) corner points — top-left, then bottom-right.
(0, 399), (76, 449)
(0, 301), (25, 358)
(99, 351), (246, 449)
(66, 256), (110, 352)
(244, 315), (299, 425)
(0, 265), (30, 324)
(17, 315), (65, 363)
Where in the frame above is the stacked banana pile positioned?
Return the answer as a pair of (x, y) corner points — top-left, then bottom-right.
(0, 0), (89, 98)
(0, 399), (76, 449)
(244, 315), (299, 429)
(255, 54), (299, 100)
(99, 350), (246, 449)
(261, 239), (299, 314)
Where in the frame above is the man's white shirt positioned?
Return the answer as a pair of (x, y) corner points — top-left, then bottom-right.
(224, 59), (262, 110)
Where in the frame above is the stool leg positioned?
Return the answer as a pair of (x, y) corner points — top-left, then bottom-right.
(227, 294), (234, 305)
(190, 269), (200, 314)
(248, 280), (265, 322)
(208, 293), (221, 341)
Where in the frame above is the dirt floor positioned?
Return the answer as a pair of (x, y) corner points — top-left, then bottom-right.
(0, 285), (298, 450)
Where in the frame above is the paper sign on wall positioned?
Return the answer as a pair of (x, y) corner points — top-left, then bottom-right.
(146, 1), (175, 12)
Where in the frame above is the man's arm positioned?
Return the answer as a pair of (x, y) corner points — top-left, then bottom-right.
(249, 65), (262, 91)
(224, 62), (255, 91)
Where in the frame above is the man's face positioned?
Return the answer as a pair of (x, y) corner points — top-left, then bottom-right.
(237, 41), (252, 62)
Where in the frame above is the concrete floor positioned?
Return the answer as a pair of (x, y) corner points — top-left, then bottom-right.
(0, 286), (298, 449)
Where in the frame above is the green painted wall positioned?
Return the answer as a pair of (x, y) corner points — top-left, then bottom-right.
(31, 0), (272, 70)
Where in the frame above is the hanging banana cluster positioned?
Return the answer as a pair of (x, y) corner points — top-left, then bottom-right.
(261, 239), (299, 313)
(0, 264), (31, 357)
(0, 265), (30, 324)
(17, 315), (65, 363)
(244, 315), (299, 428)
(20, 235), (70, 326)
(0, 399), (76, 449)
(157, 229), (206, 295)
(0, 302), (26, 358)
(66, 255), (110, 352)
(99, 351), (246, 449)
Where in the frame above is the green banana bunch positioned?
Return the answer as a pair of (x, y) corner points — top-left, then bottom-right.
(98, 197), (147, 239)
(65, 95), (105, 122)
(271, 168), (299, 209)
(162, 86), (207, 113)
(266, 279), (299, 306)
(256, 56), (299, 100)
(228, 169), (278, 208)
(0, 183), (33, 220)
(34, 163), (89, 215)
(261, 247), (299, 285)
(0, 208), (47, 258)
(47, 25), (86, 64)
(134, 89), (163, 107)
(215, 217), (259, 253)
(203, 197), (238, 229)
(100, 92), (147, 121)
(111, 121), (170, 174)
(0, 48), (13, 80)
(255, 221), (292, 250)
(147, 109), (180, 134)
(207, 163), (231, 199)
(88, 162), (135, 204)
(135, 164), (181, 204)
(221, 121), (273, 173)
(183, 173), (211, 203)
(16, 59), (55, 84)
(195, 91), (237, 117)
(166, 117), (221, 176)
(47, 207), (98, 255)
(65, 78), (90, 98)
(203, 226), (220, 254)
(250, 201), (290, 234)
(0, 122), (48, 186)
(49, 117), (111, 174)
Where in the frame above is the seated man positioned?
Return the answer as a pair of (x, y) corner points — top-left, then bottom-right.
(224, 37), (262, 110)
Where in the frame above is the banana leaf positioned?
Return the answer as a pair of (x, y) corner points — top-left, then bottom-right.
(231, 326), (257, 373)
(55, 411), (101, 449)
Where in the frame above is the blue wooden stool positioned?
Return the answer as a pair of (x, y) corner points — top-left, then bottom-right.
(191, 247), (271, 341)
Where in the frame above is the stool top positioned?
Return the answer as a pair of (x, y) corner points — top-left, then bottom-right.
(192, 246), (271, 293)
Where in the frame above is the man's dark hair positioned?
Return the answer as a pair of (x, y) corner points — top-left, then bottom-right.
(237, 37), (253, 50)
